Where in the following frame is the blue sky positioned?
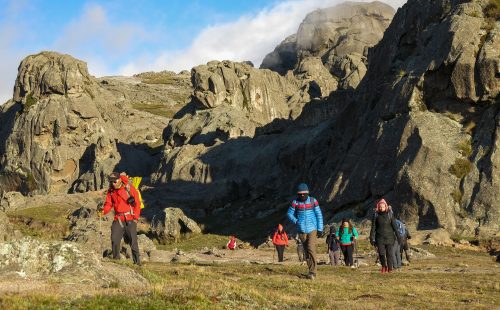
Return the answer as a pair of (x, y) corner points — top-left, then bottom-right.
(0, 0), (406, 102)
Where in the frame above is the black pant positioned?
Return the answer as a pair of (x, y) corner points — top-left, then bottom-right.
(111, 220), (140, 264)
(377, 242), (394, 269)
(275, 245), (285, 262)
(341, 245), (354, 266)
(401, 240), (411, 262)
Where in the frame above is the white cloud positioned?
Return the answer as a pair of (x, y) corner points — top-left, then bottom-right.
(53, 3), (154, 77)
(119, 0), (407, 75)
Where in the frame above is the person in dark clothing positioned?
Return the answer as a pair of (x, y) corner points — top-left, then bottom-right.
(295, 236), (307, 263)
(370, 198), (401, 273)
(326, 225), (340, 265)
(399, 221), (412, 264)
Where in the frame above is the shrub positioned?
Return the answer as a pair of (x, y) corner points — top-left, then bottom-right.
(457, 140), (472, 157)
(449, 158), (472, 178)
(23, 93), (36, 112)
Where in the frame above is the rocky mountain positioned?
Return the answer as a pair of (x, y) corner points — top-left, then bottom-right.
(152, 0), (499, 238)
(0, 52), (190, 195)
(0, 0), (498, 243)
(261, 1), (395, 90)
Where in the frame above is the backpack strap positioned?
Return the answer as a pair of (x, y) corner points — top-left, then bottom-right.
(123, 183), (135, 216)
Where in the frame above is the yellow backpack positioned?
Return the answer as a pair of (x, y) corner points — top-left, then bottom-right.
(124, 176), (145, 209)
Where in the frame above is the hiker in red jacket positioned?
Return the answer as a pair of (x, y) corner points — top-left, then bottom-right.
(100, 172), (141, 265)
(272, 224), (289, 262)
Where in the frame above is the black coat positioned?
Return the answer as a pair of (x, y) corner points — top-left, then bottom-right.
(370, 212), (401, 245)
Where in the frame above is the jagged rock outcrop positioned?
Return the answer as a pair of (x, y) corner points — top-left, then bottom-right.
(261, 1), (395, 90)
(153, 0), (500, 238)
(150, 207), (202, 243)
(0, 52), (168, 195)
(0, 237), (148, 287)
(163, 61), (300, 148)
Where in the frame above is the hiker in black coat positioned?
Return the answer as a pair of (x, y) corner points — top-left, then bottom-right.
(370, 198), (401, 273)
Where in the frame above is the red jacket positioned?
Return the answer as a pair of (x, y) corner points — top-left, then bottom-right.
(272, 231), (289, 246)
(103, 184), (141, 221)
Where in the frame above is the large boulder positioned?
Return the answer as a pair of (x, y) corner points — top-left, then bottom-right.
(0, 52), (167, 195)
(0, 237), (148, 288)
(150, 207), (202, 243)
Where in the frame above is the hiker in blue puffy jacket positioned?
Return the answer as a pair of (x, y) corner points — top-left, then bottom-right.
(287, 183), (323, 279)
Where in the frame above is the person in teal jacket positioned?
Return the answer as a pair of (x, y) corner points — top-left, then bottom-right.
(336, 218), (358, 268)
(287, 183), (323, 279)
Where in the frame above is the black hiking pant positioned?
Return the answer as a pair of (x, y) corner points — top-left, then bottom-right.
(341, 244), (354, 266)
(111, 220), (140, 265)
(401, 240), (411, 262)
(275, 245), (285, 262)
(377, 242), (394, 270)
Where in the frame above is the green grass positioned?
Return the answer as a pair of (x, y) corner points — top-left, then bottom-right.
(1, 244), (498, 309)
(155, 234), (231, 252)
(457, 140), (472, 157)
(449, 158), (472, 179)
(7, 204), (75, 239)
(23, 92), (36, 112)
(131, 103), (184, 118)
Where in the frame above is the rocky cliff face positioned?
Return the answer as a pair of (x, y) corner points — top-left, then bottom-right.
(0, 1), (498, 240)
(0, 52), (174, 194)
(261, 1), (395, 90)
(152, 0), (499, 237)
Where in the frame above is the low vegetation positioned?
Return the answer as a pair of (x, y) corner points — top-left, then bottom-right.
(7, 204), (75, 240)
(449, 158), (472, 179)
(131, 103), (184, 118)
(0, 242), (498, 309)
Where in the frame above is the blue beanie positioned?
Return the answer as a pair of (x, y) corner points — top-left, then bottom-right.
(297, 183), (309, 193)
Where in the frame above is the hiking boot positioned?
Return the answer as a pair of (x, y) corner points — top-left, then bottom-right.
(350, 265), (356, 269)
(306, 273), (316, 280)
(380, 267), (385, 274)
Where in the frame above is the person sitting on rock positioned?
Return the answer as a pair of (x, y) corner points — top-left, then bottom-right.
(336, 218), (358, 268)
(370, 199), (401, 273)
(227, 235), (237, 250)
(272, 224), (289, 262)
(99, 172), (141, 265)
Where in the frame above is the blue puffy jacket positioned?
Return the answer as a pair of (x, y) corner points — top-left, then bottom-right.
(287, 196), (323, 234)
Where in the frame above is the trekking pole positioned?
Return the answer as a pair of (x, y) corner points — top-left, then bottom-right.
(354, 239), (359, 268)
(98, 208), (104, 259)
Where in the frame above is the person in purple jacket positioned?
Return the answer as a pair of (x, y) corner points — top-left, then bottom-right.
(287, 183), (324, 280)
